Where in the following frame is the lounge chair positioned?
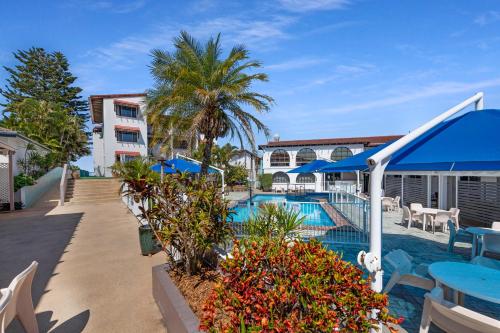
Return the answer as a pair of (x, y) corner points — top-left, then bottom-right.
(447, 220), (473, 253)
(2, 261), (39, 333)
(383, 249), (434, 293)
(470, 256), (500, 270)
(419, 287), (500, 333)
(0, 289), (12, 333)
(480, 234), (500, 257)
(402, 206), (423, 229)
(430, 211), (452, 233)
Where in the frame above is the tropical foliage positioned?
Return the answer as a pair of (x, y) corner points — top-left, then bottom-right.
(200, 239), (401, 333)
(192, 143), (238, 169)
(143, 174), (233, 275)
(244, 204), (304, 242)
(226, 164), (248, 187)
(13, 174), (35, 192)
(146, 31), (273, 174)
(258, 173), (273, 191)
(0, 48), (90, 164)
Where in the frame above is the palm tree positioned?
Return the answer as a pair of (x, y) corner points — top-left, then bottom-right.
(146, 31), (273, 175)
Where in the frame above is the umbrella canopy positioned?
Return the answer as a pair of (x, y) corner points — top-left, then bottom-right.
(287, 159), (331, 173)
(319, 109), (500, 173)
(151, 158), (218, 174)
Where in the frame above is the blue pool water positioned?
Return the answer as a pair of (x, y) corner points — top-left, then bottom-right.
(232, 194), (335, 227)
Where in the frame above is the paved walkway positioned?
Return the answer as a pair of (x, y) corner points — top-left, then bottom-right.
(0, 185), (166, 333)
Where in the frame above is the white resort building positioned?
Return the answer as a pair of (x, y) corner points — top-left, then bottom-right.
(90, 93), (149, 177)
(258, 135), (402, 192)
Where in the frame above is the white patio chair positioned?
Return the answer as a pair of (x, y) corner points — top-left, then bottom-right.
(420, 287), (500, 333)
(402, 206), (423, 229)
(392, 196), (401, 212)
(383, 249), (434, 293)
(382, 197), (394, 212)
(410, 203), (423, 212)
(480, 234), (500, 257)
(449, 208), (460, 229)
(492, 221), (500, 230)
(470, 256), (500, 270)
(3, 261), (39, 333)
(430, 211), (452, 233)
(1, 289), (12, 333)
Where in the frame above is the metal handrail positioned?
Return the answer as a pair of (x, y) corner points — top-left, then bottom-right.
(59, 164), (69, 206)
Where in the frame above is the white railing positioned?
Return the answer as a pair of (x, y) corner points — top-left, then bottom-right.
(59, 164), (69, 206)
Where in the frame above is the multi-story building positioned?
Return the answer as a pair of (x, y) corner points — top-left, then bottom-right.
(258, 135), (402, 192)
(90, 93), (149, 177)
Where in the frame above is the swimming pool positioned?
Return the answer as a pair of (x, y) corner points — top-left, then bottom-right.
(232, 194), (335, 227)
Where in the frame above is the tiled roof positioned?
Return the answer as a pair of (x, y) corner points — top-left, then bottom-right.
(258, 135), (403, 149)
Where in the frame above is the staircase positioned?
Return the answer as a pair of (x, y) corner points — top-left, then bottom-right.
(65, 178), (121, 204)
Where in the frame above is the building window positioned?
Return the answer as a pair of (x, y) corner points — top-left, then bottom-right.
(296, 173), (315, 183)
(116, 154), (137, 163)
(331, 147), (353, 161)
(270, 149), (290, 167)
(116, 131), (138, 143)
(272, 171), (290, 183)
(115, 104), (138, 118)
(296, 148), (317, 166)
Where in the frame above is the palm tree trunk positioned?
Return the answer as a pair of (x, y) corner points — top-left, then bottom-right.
(200, 136), (214, 176)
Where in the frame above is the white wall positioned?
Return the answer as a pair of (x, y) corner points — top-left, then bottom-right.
(260, 144), (364, 192)
(0, 136), (49, 176)
(15, 166), (63, 208)
(95, 96), (149, 177)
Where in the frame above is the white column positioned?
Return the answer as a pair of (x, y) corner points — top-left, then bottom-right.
(427, 176), (432, 207)
(8, 151), (14, 211)
(438, 175), (447, 209)
(401, 175), (404, 205)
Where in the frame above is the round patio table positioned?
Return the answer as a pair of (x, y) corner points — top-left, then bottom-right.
(466, 227), (500, 258)
(428, 261), (500, 305)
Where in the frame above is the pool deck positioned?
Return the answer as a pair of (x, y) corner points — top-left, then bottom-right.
(329, 209), (500, 333)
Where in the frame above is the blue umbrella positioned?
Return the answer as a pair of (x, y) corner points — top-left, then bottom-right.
(151, 158), (218, 174)
(287, 159), (332, 173)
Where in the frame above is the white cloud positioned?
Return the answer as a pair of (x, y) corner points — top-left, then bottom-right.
(278, 0), (351, 12)
(474, 11), (500, 26)
(327, 78), (500, 114)
(66, 0), (147, 13)
(266, 57), (326, 71)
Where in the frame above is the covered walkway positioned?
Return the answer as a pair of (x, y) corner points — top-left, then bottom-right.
(0, 184), (166, 332)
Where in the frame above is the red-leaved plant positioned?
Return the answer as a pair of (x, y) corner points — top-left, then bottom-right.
(200, 239), (401, 332)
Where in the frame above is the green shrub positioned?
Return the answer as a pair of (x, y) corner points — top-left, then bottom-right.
(226, 164), (248, 187)
(14, 174), (35, 192)
(200, 239), (401, 333)
(244, 203), (304, 242)
(258, 173), (272, 191)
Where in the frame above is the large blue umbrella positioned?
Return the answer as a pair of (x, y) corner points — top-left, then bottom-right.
(151, 158), (218, 174)
(287, 159), (332, 173)
(319, 109), (500, 173)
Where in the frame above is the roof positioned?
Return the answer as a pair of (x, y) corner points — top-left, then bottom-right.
(0, 127), (51, 152)
(258, 135), (403, 149)
(319, 109), (500, 173)
(89, 93), (146, 124)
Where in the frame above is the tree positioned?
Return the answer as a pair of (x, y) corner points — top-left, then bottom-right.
(147, 31), (273, 175)
(192, 143), (238, 169)
(0, 48), (90, 163)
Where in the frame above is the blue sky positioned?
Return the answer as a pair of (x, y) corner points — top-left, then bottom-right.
(1, 0), (500, 171)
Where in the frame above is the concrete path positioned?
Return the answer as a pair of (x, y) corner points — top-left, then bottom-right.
(0, 184), (167, 333)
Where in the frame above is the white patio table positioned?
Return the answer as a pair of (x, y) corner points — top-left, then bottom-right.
(466, 227), (500, 258)
(429, 261), (500, 305)
(413, 207), (448, 231)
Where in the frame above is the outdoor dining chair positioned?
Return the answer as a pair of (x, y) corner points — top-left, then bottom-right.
(392, 196), (401, 212)
(402, 206), (423, 229)
(470, 256), (500, 270)
(447, 220), (473, 253)
(419, 287), (500, 333)
(480, 234), (500, 257)
(0, 289), (12, 333)
(2, 261), (39, 333)
(410, 203), (423, 212)
(492, 221), (500, 230)
(449, 208), (460, 228)
(383, 249), (434, 293)
(430, 211), (452, 233)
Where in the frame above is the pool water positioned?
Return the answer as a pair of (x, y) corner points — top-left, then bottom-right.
(232, 194), (335, 227)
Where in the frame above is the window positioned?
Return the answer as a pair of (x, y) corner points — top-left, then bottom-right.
(331, 147), (353, 161)
(296, 148), (316, 166)
(115, 154), (137, 163)
(270, 149), (290, 167)
(296, 173), (315, 183)
(272, 172), (290, 183)
(460, 176), (480, 182)
(116, 131), (138, 143)
(115, 104), (138, 118)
